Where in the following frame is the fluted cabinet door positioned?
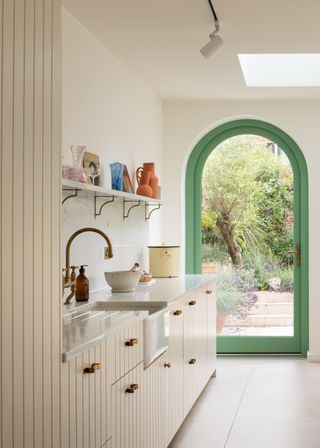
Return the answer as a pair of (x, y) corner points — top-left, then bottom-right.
(111, 363), (144, 448)
(60, 338), (115, 448)
(142, 354), (167, 448)
(115, 322), (144, 380)
(165, 298), (184, 445)
(183, 293), (208, 417)
(0, 0), (61, 447)
(206, 285), (217, 377)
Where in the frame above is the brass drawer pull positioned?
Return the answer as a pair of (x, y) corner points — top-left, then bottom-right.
(189, 300), (197, 306)
(126, 384), (139, 393)
(189, 358), (197, 365)
(206, 290), (212, 295)
(125, 338), (139, 347)
(164, 362), (172, 368)
(83, 363), (101, 374)
(173, 310), (182, 316)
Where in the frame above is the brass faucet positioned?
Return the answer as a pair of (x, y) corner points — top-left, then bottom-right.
(63, 227), (113, 304)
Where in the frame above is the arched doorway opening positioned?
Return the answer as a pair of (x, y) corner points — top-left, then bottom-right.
(186, 119), (308, 355)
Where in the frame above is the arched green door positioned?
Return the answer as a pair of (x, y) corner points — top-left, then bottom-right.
(186, 120), (309, 355)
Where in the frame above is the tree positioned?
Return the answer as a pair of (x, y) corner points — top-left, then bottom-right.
(202, 135), (293, 267)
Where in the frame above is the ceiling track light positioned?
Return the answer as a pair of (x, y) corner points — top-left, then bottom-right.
(200, 0), (223, 58)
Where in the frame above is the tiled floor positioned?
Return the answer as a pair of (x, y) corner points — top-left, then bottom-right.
(169, 356), (320, 448)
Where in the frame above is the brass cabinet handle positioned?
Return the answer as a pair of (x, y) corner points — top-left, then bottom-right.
(189, 358), (197, 365)
(125, 338), (139, 347)
(83, 362), (101, 374)
(126, 384), (139, 393)
(189, 300), (197, 306)
(173, 310), (182, 316)
(206, 290), (212, 295)
(164, 362), (172, 368)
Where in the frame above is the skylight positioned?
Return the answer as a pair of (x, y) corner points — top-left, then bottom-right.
(238, 54), (320, 87)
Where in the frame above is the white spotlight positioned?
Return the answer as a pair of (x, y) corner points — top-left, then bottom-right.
(200, 32), (224, 58)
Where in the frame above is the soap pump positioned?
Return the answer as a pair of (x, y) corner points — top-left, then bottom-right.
(75, 265), (89, 302)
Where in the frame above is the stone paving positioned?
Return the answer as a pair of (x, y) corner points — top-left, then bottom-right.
(223, 291), (294, 336)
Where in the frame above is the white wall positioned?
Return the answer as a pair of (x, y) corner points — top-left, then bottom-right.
(62, 8), (163, 291)
(162, 100), (320, 359)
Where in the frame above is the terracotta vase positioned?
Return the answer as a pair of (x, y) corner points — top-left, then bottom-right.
(136, 167), (153, 197)
(142, 162), (159, 199)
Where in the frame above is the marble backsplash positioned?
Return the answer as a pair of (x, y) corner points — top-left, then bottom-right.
(62, 193), (155, 292)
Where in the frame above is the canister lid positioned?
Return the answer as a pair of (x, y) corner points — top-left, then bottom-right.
(148, 245), (180, 248)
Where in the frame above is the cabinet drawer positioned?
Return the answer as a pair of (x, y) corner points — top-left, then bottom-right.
(183, 293), (208, 416)
(166, 299), (184, 444)
(114, 321), (143, 380)
(111, 363), (144, 448)
(61, 339), (114, 448)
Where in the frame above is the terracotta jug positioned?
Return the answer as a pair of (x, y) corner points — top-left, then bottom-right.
(136, 167), (153, 197)
(142, 162), (159, 199)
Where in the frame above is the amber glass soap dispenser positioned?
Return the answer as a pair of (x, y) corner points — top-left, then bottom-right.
(75, 265), (89, 301)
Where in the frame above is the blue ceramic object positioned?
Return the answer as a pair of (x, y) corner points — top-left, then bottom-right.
(110, 162), (124, 191)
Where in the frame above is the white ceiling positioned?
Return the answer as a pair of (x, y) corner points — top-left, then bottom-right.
(62, 0), (320, 100)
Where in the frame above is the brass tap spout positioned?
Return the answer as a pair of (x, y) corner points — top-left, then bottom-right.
(65, 227), (113, 273)
(63, 227), (113, 303)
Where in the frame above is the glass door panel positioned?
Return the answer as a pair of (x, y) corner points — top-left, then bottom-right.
(201, 135), (299, 353)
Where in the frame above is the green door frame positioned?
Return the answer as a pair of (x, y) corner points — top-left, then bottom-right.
(186, 119), (309, 355)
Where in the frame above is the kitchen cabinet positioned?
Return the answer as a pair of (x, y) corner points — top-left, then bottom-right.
(165, 297), (185, 444)
(183, 291), (208, 417)
(61, 337), (115, 448)
(111, 363), (144, 448)
(114, 320), (144, 379)
(206, 288), (217, 377)
(143, 353), (167, 448)
(61, 277), (217, 448)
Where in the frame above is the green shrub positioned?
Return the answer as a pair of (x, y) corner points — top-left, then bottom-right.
(242, 252), (293, 292)
(202, 243), (229, 264)
(216, 267), (258, 317)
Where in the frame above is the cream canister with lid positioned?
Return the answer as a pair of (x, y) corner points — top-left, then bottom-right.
(148, 245), (180, 278)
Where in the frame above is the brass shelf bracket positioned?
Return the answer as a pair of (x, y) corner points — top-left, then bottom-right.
(145, 203), (161, 221)
(123, 200), (141, 220)
(62, 188), (78, 205)
(94, 192), (115, 218)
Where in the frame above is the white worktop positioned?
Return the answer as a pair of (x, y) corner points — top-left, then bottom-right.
(62, 274), (218, 362)
(63, 308), (148, 362)
(64, 274), (218, 314)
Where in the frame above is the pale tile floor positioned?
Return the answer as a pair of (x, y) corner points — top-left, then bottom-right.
(169, 356), (320, 448)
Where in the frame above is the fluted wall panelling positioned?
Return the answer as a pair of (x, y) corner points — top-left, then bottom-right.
(0, 0), (61, 446)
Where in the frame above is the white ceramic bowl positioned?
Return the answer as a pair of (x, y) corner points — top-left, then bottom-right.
(104, 270), (141, 292)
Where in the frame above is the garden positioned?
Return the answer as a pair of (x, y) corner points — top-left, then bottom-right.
(202, 135), (294, 335)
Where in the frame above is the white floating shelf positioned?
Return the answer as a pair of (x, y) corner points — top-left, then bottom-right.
(62, 179), (163, 204)
(62, 178), (163, 221)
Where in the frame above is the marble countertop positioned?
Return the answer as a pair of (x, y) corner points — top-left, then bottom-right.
(63, 308), (148, 362)
(62, 274), (218, 362)
(63, 274), (218, 315)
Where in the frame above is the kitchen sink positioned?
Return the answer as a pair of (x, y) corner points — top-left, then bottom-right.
(63, 306), (148, 362)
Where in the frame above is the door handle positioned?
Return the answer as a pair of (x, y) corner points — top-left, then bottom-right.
(125, 338), (139, 346)
(83, 363), (101, 374)
(126, 384), (139, 393)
